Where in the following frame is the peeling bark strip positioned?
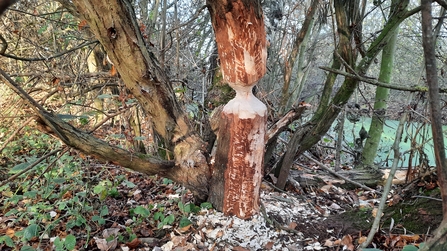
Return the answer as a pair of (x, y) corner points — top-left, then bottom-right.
(207, 0), (267, 218)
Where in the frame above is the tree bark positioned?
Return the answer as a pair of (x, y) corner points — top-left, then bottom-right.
(280, 0), (320, 112)
(420, 0), (447, 226)
(361, 0), (401, 168)
(276, 0), (411, 189)
(206, 0), (267, 218)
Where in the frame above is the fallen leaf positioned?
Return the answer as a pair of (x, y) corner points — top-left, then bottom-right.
(358, 236), (367, 245)
(125, 238), (141, 249)
(78, 20), (88, 30)
(288, 222), (298, 229)
(94, 237), (117, 251)
(340, 235), (354, 251)
(6, 228), (15, 238)
(264, 241), (274, 250)
(102, 228), (120, 238)
(323, 238), (334, 247)
(233, 246), (250, 251)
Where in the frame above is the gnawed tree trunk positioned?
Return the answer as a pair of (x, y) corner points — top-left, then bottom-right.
(207, 0), (267, 218)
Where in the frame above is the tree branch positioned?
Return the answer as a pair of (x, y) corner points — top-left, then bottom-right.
(320, 66), (447, 93)
(0, 41), (99, 62)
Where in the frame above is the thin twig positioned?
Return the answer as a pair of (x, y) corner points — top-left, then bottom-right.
(0, 40), (98, 62)
(303, 152), (381, 194)
(28, 147), (70, 188)
(0, 117), (34, 153)
(411, 195), (442, 202)
(0, 148), (62, 187)
(320, 66), (447, 93)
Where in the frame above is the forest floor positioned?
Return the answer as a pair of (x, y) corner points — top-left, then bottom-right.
(0, 153), (442, 251)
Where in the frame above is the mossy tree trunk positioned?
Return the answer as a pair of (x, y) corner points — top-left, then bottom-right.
(3, 0), (269, 214)
(276, 0), (412, 189)
(361, 0), (401, 168)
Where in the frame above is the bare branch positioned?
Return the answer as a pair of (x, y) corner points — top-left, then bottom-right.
(320, 66), (447, 93)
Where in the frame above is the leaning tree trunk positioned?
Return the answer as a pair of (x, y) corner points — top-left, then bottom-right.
(276, 0), (412, 189)
(206, 0), (268, 218)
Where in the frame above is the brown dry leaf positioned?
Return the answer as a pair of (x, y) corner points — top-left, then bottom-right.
(51, 77), (60, 86)
(320, 184), (332, 194)
(288, 222), (298, 229)
(62, 191), (72, 200)
(372, 207), (383, 217)
(171, 235), (187, 246)
(340, 235), (354, 251)
(6, 228), (15, 238)
(94, 237), (117, 251)
(126, 238), (141, 249)
(233, 246), (250, 251)
(216, 230), (224, 238)
(333, 239), (341, 245)
(110, 65), (117, 76)
(264, 241), (274, 250)
(323, 238), (334, 247)
(390, 234), (401, 247)
(178, 224), (192, 233)
(102, 228), (120, 238)
(400, 234), (420, 242)
(78, 20), (88, 30)
(357, 236), (367, 245)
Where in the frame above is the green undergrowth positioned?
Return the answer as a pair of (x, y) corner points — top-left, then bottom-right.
(0, 128), (211, 250)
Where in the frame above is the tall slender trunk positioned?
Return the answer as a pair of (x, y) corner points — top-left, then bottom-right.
(276, 0), (411, 189)
(361, 0), (401, 168)
(280, 0), (320, 113)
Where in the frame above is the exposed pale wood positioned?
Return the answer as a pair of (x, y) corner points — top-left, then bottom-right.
(207, 0), (267, 217)
(210, 101), (266, 218)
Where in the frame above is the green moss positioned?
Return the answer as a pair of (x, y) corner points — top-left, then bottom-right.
(382, 195), (442, 234)
(414, 86), (429, 92)
(206, 68), (235, 108)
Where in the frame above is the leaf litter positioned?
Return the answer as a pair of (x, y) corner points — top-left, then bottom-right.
(0, 157), (440, 251)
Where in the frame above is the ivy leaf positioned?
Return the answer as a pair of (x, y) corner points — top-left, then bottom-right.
(23, 224), (39, 241)
(9, 162), (30, 174)
(179, 217), (192, 228)
(134, 206), (150, 218)
(0, 235), (14, 247)
(64, 234), (76, 250)
(402, 245), (418, 251)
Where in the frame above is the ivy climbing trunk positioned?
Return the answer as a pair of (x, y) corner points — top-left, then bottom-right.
(206, 0), (267, 218)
